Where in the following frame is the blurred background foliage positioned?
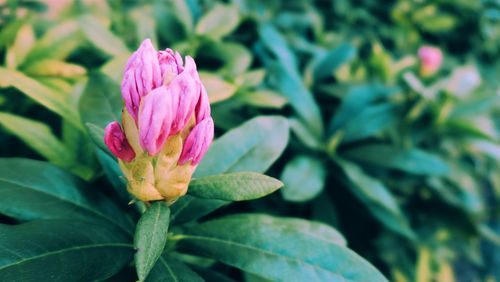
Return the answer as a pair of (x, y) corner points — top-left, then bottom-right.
(0, 0), (498, 281)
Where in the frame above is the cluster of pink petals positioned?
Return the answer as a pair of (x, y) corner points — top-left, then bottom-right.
(418, 46), (443, 74)
(104, 39), (214, 165)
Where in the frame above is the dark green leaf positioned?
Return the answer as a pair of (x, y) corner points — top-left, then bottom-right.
(0, 158), (133, 236)
(259, 24), (323, 138)
(335, 158), (415, 240)
(79, 72), (122, 128)
(86, 122), (113, 158)
(146, 254), (203, 282)
(189, 172), (283, 201)
(0, 220), (133, 281)
(170, 195), (228, 225)
(342, 144), (450, 175)
(135, 203), (171, 281)
(313, 43), (357, 81)
(281, 155), (326, 202)
(177, 214), (387, 281)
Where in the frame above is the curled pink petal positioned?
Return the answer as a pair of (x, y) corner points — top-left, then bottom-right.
(121, 39), (161, 120)
(169, 59), (201, 135)
(104, 121), (136, 162)
(195, 83), (210, 123)
(138, 86), (173, 156)
(179, 117), (214, 165)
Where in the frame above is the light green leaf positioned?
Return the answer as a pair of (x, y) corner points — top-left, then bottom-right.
(146, 254), (204, 282)
(0, 158), (133, 236)
(78, 15), (129, 56)
(170, 195), (228, 225)
(189, 172), (283, 201)
(342, 144), (450, 175)
(312, 43), (357, 81)
(101, 53), (132, 84)
(24, 20), (83, 63)
(235, 69), (266, 89)
(177, 214), (387, 281)
(199, 72), (237, 104)
(23, 59), (87, 78)
(5, 24), (35, 69)
(236, 90), (287, 109)
(0, 112), (72, 167)
(281, 155), (326, 202)
(0, 67), (81, 127)
(79, 73), (122, 128)
(203, 42), (253, 76)
(135, 203), (171, 281)
(335, 158), (415, 240)
(0, 220), (133, 281)
(195, 3), (240, 39)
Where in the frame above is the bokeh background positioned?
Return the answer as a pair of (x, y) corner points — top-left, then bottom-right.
(0, 0), (498, 281)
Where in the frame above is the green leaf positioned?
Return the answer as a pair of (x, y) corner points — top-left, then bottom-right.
(342, 144), (450, 175)
(170, 195), (228, 225)
(195, 116), (289, 177)
(0, 158), (133, 236)
(86, 122), (113, 158)
(195, 3), (240, 39)
(24, 20), (83, 63)
(78, 15), (129, 56)
(79, 72), (122, 128)
(236, 90), (287, 109)
(281, 156), (326, 202)
(5, 24), (35, 69)
(328, 84), (398, 134)
(201, 42), (253, 76)
(0, 67), (81, 128)
(189, 172), (283, 201)
(335, 158), (415, 240)
(340, 103), (399, 143)
(312, 43), (356, 81)
(135, 202), (171, 281)
(0, 112), (73, 167)
(146, 254), (204, 282)
(258, 23), (323, 137)
(199, 72), (237, 104)
(23, 59), (87, 78)
(0, 220), (133, 281)
(177, 214), (387, 281)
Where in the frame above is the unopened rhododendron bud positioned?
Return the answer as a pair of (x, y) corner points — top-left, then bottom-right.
(418, 46), (443, 77)
(104, 39), (214, 204)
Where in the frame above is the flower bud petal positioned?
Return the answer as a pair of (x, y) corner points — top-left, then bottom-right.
(104, 121), (136, 162)
(138, 86), (173, 156)
(195, 83), (211, 123)
(179, 117), (214, 165)
(158, 49), (180, 85)
(121, 39), (161, 119)
(169, 56), (201, 135)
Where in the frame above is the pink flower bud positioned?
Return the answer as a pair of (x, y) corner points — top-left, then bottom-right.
(104, 121), (136, 162)
(179, 117), (214, 165)
(121, 39), (162, 120)
(138, 86), (174, 156)
(418, 46), (443, 77)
